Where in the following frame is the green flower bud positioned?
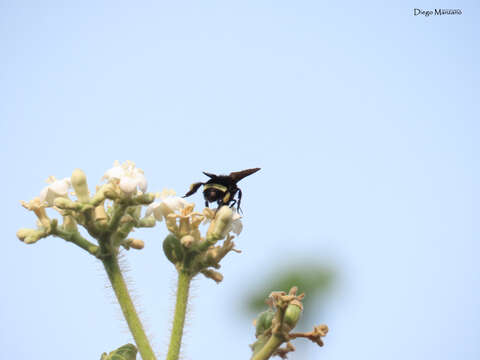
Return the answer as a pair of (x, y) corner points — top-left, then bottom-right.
(284, 302), (302, 331)
(138, 216), (156, 227)
(163, 234), (184, 264)
(255, 309), (275, 336)
(71, 169), (90, 203)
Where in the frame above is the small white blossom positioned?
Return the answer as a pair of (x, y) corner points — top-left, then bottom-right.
(230, 212), (243, 235)
(145, 189), (188, 222)
(102, 160), (147, 195)
(39, 176), (71, 206)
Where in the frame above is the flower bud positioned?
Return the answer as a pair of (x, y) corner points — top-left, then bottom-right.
(206, 206), (233, 242)
(201, 269), (224, 283)
(129, 238), (145, 250)
(163, 234), (184, 264)
(284, 301), (303, 331)
(255, 309), (275, 336)
(180, 235), (194, 248)
(71, 169), (90, 202)
(139, 216), (156, 227)
(16, 228), (42, 244)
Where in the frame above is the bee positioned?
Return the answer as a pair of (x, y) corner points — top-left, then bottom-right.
(183, 168), (260, 212)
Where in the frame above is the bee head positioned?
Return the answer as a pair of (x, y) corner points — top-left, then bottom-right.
(205, 188), (222, 202)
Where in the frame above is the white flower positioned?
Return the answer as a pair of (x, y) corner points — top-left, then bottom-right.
(145, 189), (188, 222)
(230, 211), (243, 235)
(39, 176), (71, 206)
(102, 160), (147, 195)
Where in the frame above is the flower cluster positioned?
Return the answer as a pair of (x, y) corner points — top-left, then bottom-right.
(102, 160), (147, 195)
(143, 189), (243, 282)
(17, 161), (155, 253)
(251, 287), (329, 360)
(17, 161), (244, 268)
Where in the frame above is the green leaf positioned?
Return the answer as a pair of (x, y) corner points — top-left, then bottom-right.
(100, 344), (137, 360)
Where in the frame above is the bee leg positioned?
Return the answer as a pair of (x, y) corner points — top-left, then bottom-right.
(229, 199), (236, 208)
(237, 189), (243, 214)
(205, 201), (209, 208)
(184, 182), (204, 197)
(214, 199), (224, 214)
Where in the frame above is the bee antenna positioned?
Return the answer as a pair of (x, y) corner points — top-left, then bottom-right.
(202, 172), (216, 179)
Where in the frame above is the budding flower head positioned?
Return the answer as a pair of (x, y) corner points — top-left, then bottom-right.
(39, 176), (71, 206)
(102, 160), (147, 195)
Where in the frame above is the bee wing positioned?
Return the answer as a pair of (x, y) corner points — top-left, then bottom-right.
(229, 168), (261, 183)
(183, 182), (204, 197)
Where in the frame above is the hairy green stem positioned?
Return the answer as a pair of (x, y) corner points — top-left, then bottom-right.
(108, 203), (127, 232)
(251, 334), (271, 357)
(102, 255), (156, 360)
(251, 335), (284, 360)
(52, 227), (98, 256)
(166, 270), (191, 360)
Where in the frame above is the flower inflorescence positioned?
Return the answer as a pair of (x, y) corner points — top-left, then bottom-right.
(17, 161), (243, 278)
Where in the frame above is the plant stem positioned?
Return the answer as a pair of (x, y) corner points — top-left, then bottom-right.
(108, 203), (127, 232)
(251, 335), (284, 360)
(52, 227), (98, 256)
(166, 270), (191, 360)
(102, 254), (156, 360)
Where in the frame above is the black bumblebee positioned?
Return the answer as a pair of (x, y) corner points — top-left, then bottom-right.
(183, 168), (260, 212)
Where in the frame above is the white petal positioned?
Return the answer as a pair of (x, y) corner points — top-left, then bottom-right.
(231, 219), (243, 235)
(145, 204), (155, 217)
(39, 178), (71, 206)
(119, 177), (137, 194)
(136, 173), (148, 193)
(163, 197), (187, 211)
(39, 187), (49, 203)
(42, 188), (59, 206)
(159, 189), (176, 200)
(146, 202), (163, 221)
(50, 178), (70, 196)
(232, 212), (242, 221)
(103, 166), (125, 181)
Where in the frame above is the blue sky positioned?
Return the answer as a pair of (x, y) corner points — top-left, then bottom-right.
(1, 1), (478, 359)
